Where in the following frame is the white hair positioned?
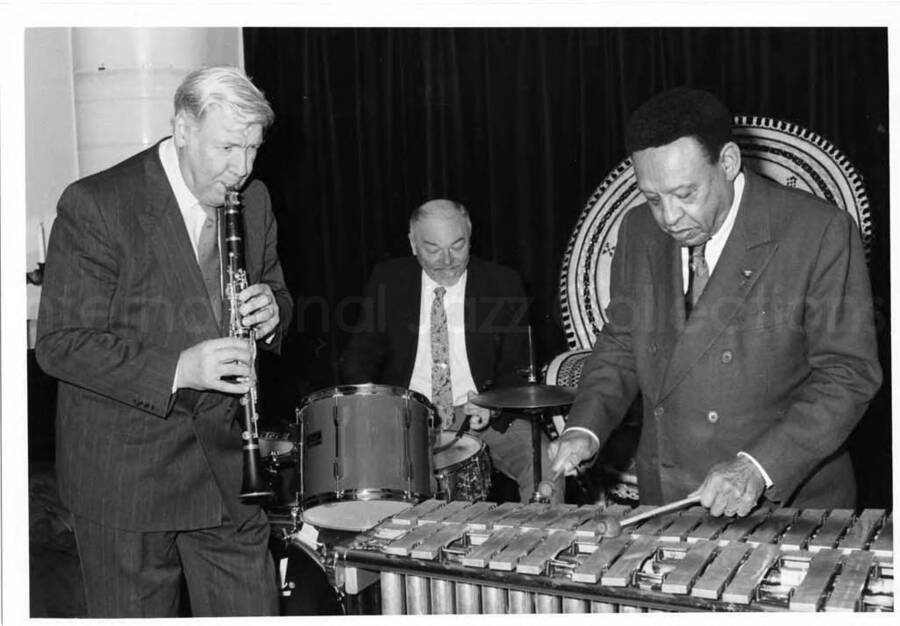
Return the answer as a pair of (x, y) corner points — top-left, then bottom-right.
(173, 65), (274, 129)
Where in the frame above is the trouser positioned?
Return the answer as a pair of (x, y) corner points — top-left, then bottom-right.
(72, 508), (279, 618)
(448, 412), (565, 504)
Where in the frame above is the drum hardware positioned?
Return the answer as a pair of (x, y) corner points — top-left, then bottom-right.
(469, 384), (578, 412)
(402, 396), (414, 497)
(296, 407), (305, 512)
(257, 431), (300, 512)
(471, 383), (576, 504)
(332, 398), (343, 494)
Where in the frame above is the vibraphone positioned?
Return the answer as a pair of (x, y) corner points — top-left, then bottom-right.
(332, 499), (893, 613)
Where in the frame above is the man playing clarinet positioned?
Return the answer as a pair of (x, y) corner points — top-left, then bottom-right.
(36, 65), (293, 617)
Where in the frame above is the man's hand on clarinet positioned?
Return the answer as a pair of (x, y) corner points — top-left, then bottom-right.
(691, 456), (766, 517)
(238, 283), (280, 340)
(175, 337), (254, 394)
(548, 430), (598, 477)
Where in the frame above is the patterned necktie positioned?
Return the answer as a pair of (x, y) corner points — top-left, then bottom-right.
(686, 243), (709, 317)
(430, 286), (453, 429)
(197, 205), (222, 326)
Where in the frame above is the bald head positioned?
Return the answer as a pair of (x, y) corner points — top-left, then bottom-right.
(408, 199), (472, 286)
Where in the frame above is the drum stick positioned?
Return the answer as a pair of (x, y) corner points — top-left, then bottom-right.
(454, 413), (471, 438)
(432, 414), (472, 454)
(526, 325), (537, 383)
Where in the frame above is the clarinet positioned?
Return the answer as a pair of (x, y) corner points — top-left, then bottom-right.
(223, 188), (273, 499)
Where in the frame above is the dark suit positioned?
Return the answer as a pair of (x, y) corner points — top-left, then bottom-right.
(36, 141), (293, 616)
(340, 256), (529, 394)
(339, 256), (561, 502)
(566, 170), (881, 507)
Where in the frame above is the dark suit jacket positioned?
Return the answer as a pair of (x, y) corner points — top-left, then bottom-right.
(566, 170), (881, 507)
(36, 140), (293, 532)
(339, 256), (531, 409)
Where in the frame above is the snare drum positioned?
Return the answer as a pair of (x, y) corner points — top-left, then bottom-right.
(432, 431), (492, 502)
(297, 385), (435, 531)
(259, 432), (299, 512)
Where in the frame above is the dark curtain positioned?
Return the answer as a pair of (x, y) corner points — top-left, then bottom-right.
(245, 27), (890, 507)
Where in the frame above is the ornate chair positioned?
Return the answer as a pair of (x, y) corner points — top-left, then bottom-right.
(545, 116), (873, 504)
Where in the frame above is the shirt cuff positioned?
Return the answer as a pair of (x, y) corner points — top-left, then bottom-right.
(172, 361), (181, 393)
(737, 451), (774, 488)
(562, 426), (601, 451)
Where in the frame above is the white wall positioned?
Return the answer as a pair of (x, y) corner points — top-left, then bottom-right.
(25, 28), (78, 326)
(24, 27), (243, 333)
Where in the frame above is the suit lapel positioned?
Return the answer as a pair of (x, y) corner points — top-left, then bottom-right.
(398, 259), (423, 377)
(462, 259), (485, 386)
(645, 235), (686, 403)
(657, 171), (778, 402)
(135, 143), (222, 343)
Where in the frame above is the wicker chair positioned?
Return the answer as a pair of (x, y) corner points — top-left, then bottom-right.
(545, 116), (873, 504)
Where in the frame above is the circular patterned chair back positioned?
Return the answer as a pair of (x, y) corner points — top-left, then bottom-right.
(545, 117), (872, 504)
(558, 116), (872, 353)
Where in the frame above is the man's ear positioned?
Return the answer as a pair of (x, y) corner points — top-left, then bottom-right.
(173, 112), (192, 148)
(719, 141), (742, 182)
(408, 231), (417, 255)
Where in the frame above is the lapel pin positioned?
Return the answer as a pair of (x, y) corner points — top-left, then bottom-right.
(741, 270), (753, 278)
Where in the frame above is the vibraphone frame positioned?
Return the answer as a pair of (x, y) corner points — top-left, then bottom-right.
(324, 499), (893, 614)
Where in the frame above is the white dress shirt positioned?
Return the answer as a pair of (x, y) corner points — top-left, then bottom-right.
(565, 171), (773, 488)
(159, 138), (208, 257)
(680, 172), (744, 289)
(408, 270), (479, 407)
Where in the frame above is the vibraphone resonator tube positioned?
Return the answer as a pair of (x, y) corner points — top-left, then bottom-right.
(333, 499), (893, 613)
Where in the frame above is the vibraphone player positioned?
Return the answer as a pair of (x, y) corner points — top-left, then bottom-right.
(340, 199), (565, 504)
(550, 87), (881, 515)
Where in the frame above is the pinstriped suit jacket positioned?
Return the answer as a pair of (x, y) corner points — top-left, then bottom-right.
(36, 141), (293, 532)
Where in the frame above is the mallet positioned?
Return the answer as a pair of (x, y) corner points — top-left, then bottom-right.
(594, 494), (702, 538)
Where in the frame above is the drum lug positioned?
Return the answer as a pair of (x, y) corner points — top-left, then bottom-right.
(296, 408), (305, 507)
(402, 398), (413, 494)
(333, 400), (344, 488)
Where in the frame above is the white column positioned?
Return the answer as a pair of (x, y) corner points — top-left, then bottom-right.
(25, 27), (242, 331)
(71, 27), (243, 177)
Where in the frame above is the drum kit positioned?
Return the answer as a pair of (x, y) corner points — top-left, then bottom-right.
(262, 379), (577, 615)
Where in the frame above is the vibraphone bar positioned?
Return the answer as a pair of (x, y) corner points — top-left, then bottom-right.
(334, 499), (893, 613)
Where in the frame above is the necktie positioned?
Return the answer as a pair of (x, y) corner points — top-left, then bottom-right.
(686, 243), (709, 317)
(430, 286), (454, 429)
(197, 205), (223, 326)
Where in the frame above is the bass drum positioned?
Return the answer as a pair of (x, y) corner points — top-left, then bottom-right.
(269, 518), (344, 616)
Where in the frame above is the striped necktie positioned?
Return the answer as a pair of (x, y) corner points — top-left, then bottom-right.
(197, 205), (222, 326)
(686, 243), (709, 318)
(430, 286), (453, 429)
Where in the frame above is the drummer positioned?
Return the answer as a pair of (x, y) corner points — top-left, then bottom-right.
(340, 199), (564, 504)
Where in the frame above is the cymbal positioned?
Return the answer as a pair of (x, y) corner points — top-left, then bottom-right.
(469, 384), (578, 410)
